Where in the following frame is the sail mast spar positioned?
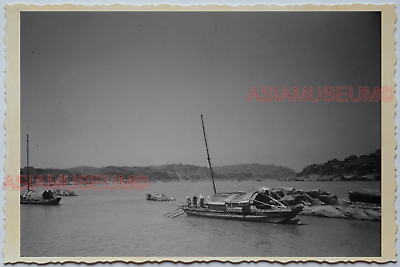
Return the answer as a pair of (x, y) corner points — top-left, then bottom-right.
(27, 126), (30, 190)
(200, 115), (217, 194)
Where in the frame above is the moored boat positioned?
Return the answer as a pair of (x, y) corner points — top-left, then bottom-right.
(182, 191), (303, 224)
(20, 190), (62, 205)
(177, 115), (303, 224)
(20, 131), (62, 205)
(147, 192), (175, 201)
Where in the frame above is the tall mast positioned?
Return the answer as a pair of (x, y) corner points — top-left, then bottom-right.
(27, 128), (30, 190)
(201, 115), (217, 194)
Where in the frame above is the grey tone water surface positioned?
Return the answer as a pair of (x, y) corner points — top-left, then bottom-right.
(21, 181), (381, 257)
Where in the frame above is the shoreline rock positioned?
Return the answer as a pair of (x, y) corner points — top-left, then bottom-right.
(348, 188), (381, 204)
(260, 187), (381, 221)
(301, 205), (381, 221)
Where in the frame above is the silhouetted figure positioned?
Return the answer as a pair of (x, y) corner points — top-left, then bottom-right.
(199, 195), (205, 208)
(193, 196), (198, 207)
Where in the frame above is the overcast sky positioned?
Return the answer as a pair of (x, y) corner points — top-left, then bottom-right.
(20, 11), (381, 172)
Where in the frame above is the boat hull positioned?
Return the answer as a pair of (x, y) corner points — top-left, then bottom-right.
(20, 197), (61, 205)
(183, 206), (303, 224)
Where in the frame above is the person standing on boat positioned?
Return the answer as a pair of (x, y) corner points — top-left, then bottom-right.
(187, 197), (192, 207)
(199, 195), (204, 208)
(192, 195), (198, 208)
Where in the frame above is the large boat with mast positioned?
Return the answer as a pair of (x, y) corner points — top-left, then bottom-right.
(175, 115), (303, 224)
(20, 132), (62, 205)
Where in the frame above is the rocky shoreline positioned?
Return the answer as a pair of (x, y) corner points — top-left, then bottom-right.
(263, 187), (381, 221)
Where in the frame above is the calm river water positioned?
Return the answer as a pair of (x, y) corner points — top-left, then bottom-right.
(21, 181), (381, 257)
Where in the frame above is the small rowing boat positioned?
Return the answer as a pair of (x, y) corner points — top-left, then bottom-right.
(147, 192), (175, 201)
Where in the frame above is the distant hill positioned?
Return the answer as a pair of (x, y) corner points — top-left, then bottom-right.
(213, 163), (296, 181)
(21, 150), (381, 184)
(295, 150), (381, 181)
(20, 163), (297, 184)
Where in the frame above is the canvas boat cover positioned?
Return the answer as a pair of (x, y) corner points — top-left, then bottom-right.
(207, 190), (263, 205)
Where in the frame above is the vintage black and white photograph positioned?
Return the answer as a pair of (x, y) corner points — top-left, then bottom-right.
(15, 9), (389, 259)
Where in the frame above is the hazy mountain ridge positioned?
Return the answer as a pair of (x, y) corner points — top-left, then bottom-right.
(20, 163), (296, 183)
(20, 150), (381, 183)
